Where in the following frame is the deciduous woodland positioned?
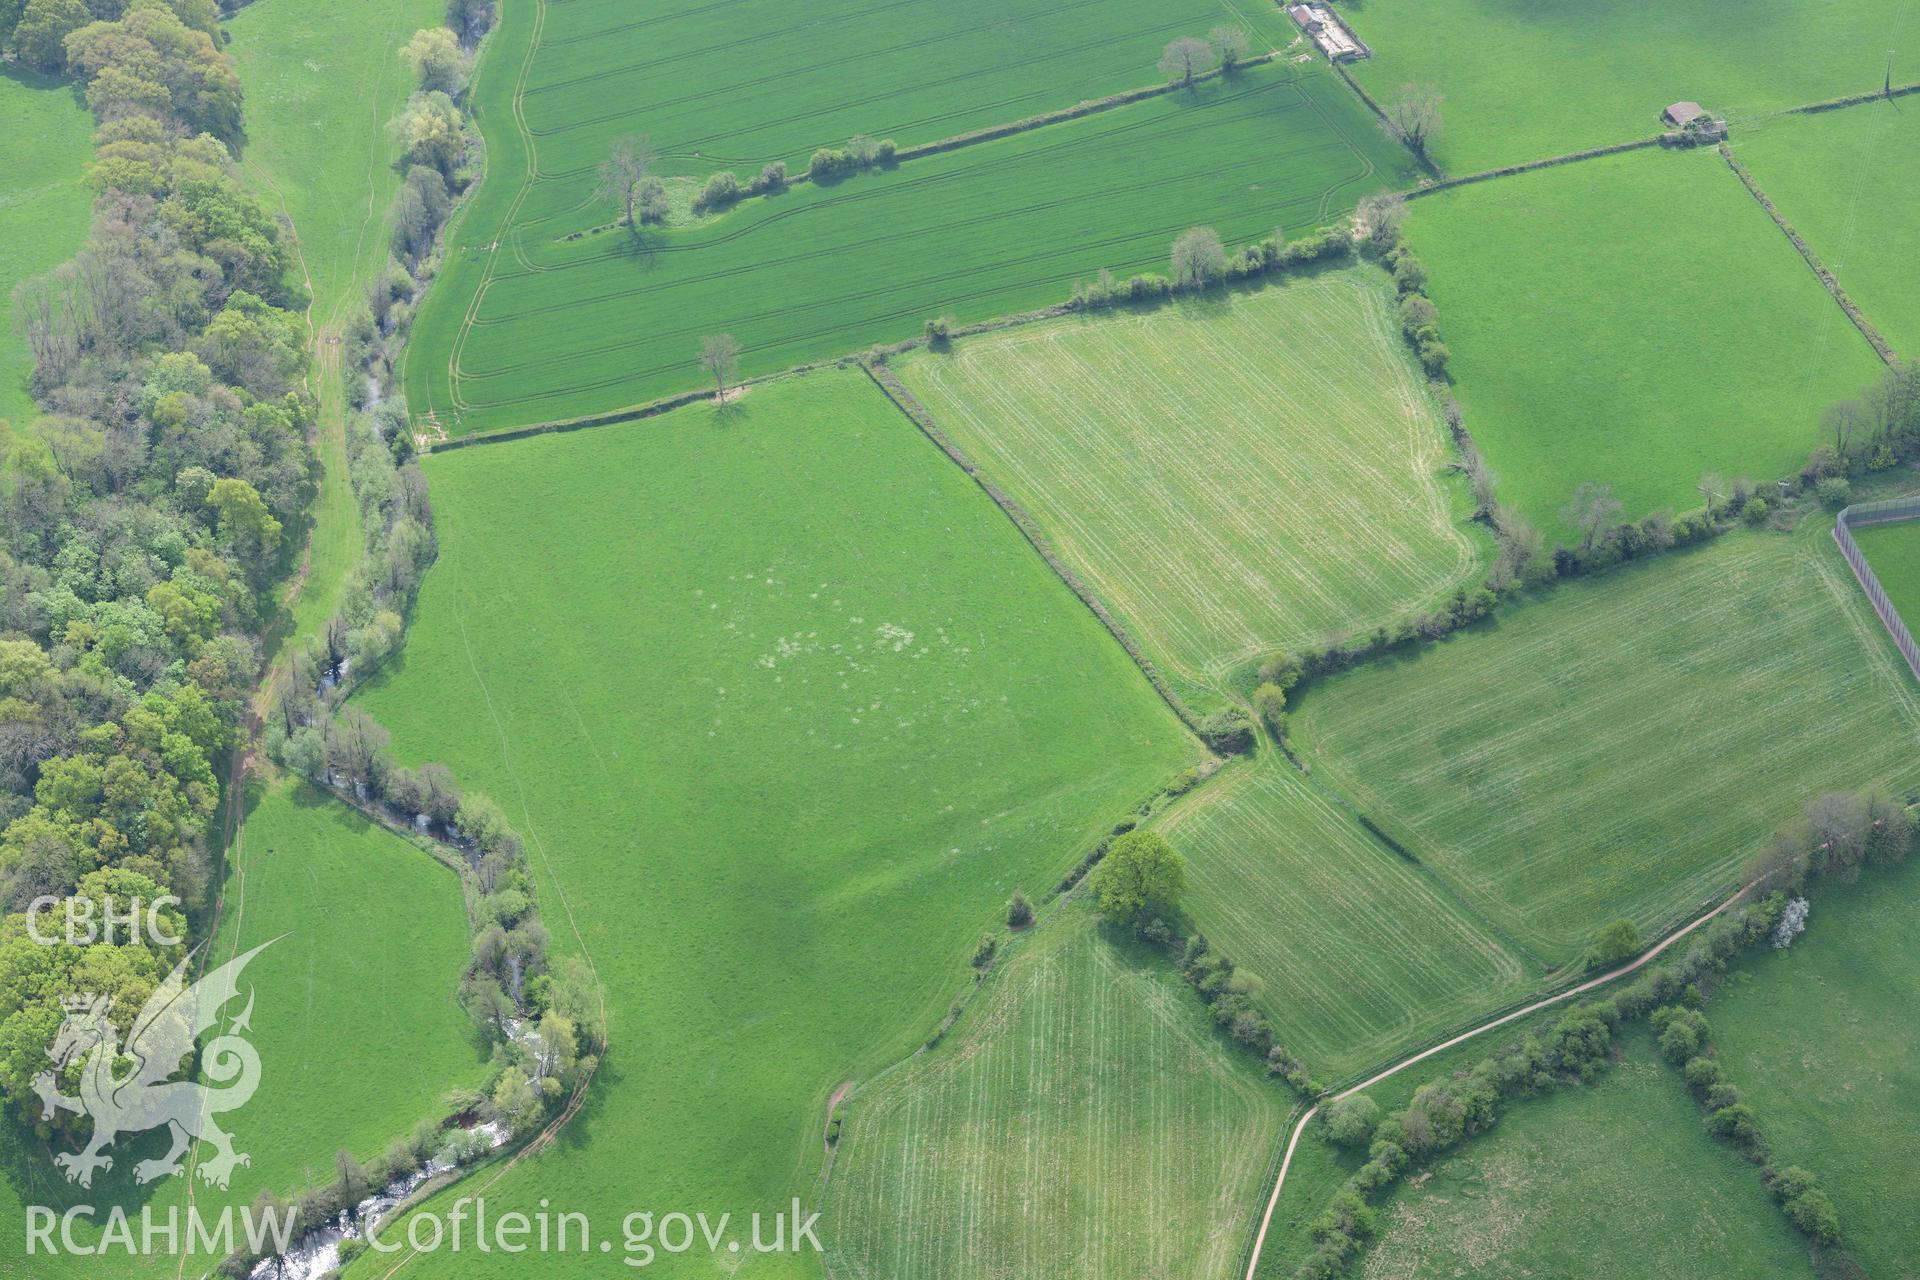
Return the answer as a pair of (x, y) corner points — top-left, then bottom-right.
(1, 1), (1917, 1277)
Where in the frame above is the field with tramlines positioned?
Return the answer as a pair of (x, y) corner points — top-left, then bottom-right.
(510, 0), (1294, 196)
(898, 270), (1486, 698)
(0, 68), (92, 425)
(407, 57), (1410, 434)
(822, 912), (1290, 1280)
(353, 370), (1197, 1277)
(1408, 147), (1885, 537)
(1731, 100), (1920, 357)
(1156, 754), (1529, 1078)
(1342, 0), (1916, 174)
(1293, 531), (1920, 961)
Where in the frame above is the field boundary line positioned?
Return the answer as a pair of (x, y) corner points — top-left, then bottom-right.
(1240, 881), (1754, 1280)
(1717, 143), (1897, 365)
(1321, 58), (1442, 182)
(860, 359), (1213, 742)
(1391, 83), (1917, 207)
(564, 52), (1291, 242)
(1788, 79), (1920, 116)
(1832, 495), (1920, 681)
(1403, 134), (1667, 201)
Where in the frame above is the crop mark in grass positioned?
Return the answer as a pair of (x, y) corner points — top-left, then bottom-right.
(359, 371), (1199, 1273)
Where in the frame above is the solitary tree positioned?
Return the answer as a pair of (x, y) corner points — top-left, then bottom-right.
(1697, 471), (1725, 513)
(1090, 830), (1187, 926)
(594, 134), (657, 228)
(1382, 83), (1445, 162)
(9, 0), (88, 73)
(1170, 226), (1227, 288)
(1560, 482), (1622, 552)
(1357, 192), (1408, 247)
(1589, 918), (1641, 969)
(1208, 24), (1251, 70)
(700, 334), (741, 400)
(1007, 891), (1032, 928)
(401, 26), (470, 94)
(1158, 35), (1217, 85)
(1322, 1094), (1380, 1148)
(1821, 397), (1868, 461)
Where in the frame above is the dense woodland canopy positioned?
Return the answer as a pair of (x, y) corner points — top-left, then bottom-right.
(0, 0), (312, 1134)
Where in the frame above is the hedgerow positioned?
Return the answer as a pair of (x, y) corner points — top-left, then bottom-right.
(1293, 787), (1911, 1275)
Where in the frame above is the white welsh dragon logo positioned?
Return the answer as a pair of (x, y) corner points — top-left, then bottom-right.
(32, 939), (278, 1190)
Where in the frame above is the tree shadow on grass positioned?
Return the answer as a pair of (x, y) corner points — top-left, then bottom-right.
(608, 224), (669, 269)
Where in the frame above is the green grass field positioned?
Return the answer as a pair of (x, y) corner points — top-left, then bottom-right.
(1408, 146), (1885, 537)
(0, 67), (93, 426)
(514, 0), (1294, 194)
(1249, 1007), (1558, 1279)
(1357, 1033), (1811, 1279)
(896, 270), (1485, 698)
(823, 910), (1291, 1280)
(409, 48), (1411, 435)
(0, 777), (484, 1276)
(1708, 855), (1920, 1280)
(354, 369), (1197, 1277)
(1157, 752), (1529, 1078)
(1852, 515), (1920, 633)
(1732, 100), (1920, 359)
(228, 0), (441, 644)
(1292, 531), (1920, 961)
(1343, 0), (1915, 174)
(204, 778), (488, 1191)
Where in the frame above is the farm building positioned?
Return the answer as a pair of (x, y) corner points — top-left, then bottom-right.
(1288, 4), (1370, 62)
(1663, 100), (1705, 127)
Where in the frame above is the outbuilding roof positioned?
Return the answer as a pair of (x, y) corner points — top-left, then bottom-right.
(1665, 100), (1705, 127)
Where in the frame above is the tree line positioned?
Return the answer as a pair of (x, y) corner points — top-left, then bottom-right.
(0, 0), (323, 1137)
(1290, 787), (1910, 1277)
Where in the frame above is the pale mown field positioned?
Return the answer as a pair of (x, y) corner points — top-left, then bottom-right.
(824, 912), (1289, 1280)
(1295, 532), (1920, 960)
(1157, 753), (1529, 1077)
(899, 272), (1484, 696)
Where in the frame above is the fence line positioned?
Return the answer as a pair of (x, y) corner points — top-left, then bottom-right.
(1833, 496), (1920, 681)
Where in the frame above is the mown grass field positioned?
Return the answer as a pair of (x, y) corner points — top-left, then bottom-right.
(1408, 147), (1885, 537)
(0, 777), (485, 1276)
(1292, 531), (1920, 961)
(228, 0), (441, 643)
(1852, 516), (1920, 633)
(823, 910), (1290, 1280)
(354, 370), (1197, 1277)
(1732, 100), (1920, 359)
(514, 0), (1293, 197)
(1708, 855), (1920, 1280)
(1343, 0), (1915, 174)
(408, 56), (1411, 434)
(1357, 1031), (1811, 1279)
(1156, 753), (1529, 1078)
(897, 270), (1485, 699)
(0, 67), (93, 426)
